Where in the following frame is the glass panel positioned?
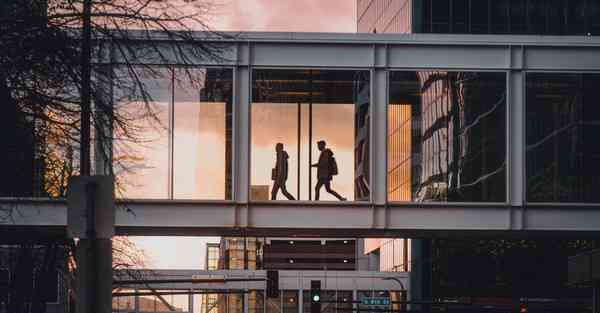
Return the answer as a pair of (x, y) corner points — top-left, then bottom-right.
(567, 0), (586, 35)
(173, 68), (233, 200)
(591, 1), (600, 35)
(526, 73), (600, 203)
(509, 0), (527, 34)
(113, 67), (171, 199)
(470, 0), (490, 34)
(251, 69), (370, 202)
(491, 0), (510, 33)
(545, 0), (566, 35)
(388, 71), (506, 202)
(452, 0), (469, 33)
(431, 0), (450, 33)
(527, 0), (547, 34)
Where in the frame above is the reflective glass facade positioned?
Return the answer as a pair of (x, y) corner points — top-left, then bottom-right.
(113, 67), (233, 200)
(419, 0), (600, 35)
(357, 0), (413, 33)
(388, 71), (506, 202)
(358, 0), (600, 35)
(251, 69), (370, 202)
(526, 73), (600, 203)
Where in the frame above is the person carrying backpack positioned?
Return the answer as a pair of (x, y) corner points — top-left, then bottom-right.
(311, 140), (346, 201)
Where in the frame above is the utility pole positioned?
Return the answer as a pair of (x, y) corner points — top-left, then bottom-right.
(81, 0), (92, 177)
(75, 1), (114, 312)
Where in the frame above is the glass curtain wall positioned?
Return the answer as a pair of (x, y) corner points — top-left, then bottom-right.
(113, 66), (232, 200)
(251, 69), (370, 202)
(113, 67), (171, 199)
(526, 73), (600, 202)
(388, 71), (506, 202)
(419, 0), (600, 35)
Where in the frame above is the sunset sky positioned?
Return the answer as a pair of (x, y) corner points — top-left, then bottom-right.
(128, 0), (357, 270)
(210, 0), (356, 33)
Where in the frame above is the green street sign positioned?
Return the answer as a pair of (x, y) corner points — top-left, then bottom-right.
(362, 298), (391, 306)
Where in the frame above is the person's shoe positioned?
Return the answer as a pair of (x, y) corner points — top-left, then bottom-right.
(340, 197), (347, 201)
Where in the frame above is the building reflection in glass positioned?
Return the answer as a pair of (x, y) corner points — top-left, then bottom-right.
(113, 66), (232, 200)
(526, 73), (600, 203)
(251, 69), (370, 202)
(358, 0), (600, 36)
(388, 71), (506, 202)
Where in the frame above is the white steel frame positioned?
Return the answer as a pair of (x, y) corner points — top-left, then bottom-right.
(3, 32), (600, 237)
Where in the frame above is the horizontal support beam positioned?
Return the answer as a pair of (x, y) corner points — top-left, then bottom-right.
(2, 199), (600, 238)
(100, 32), (600, 71)
(113, 269), (409, 291)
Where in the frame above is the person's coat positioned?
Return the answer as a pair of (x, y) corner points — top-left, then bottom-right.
(274, 150), (289, 183)
(316, 148), (334, 180)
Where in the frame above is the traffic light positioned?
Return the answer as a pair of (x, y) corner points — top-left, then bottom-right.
(266, 270), (279, 298)
(310, 280), (321, 313)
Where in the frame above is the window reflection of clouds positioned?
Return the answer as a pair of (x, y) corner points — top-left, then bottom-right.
(114, 67), (232, 200)
(113, 67), (171, 199)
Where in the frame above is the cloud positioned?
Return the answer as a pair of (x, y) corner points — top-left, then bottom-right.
(211, 0), (356, 32)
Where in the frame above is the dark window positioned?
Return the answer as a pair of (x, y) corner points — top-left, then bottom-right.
(452, 0), (469, 33)
(590, 0), (600, 35)
(566, 0), (586, 35)
(543, 0), (563, 35)
(491, 0), (510, 33)
(509, 0), (527, 34)
(526, 73), (600, 203)
(34, 269), (59, 303)
(0, 269), (8, 304)
(422, 0), (433, 33)
(470, 0), (490, 34)
(431, 0), (450, 33)
(528, 0), (547, 34)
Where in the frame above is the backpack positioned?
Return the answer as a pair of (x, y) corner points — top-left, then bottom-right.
(329, 156), (339, 176)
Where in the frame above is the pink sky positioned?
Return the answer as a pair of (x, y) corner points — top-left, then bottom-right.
(209, 0), (356, 32)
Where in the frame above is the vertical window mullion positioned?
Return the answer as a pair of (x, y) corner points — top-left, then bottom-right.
(169, 67), (175, 200)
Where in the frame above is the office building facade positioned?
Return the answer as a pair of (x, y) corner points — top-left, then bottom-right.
(358, 0), (599, 304)
(358, 0), (600, 35)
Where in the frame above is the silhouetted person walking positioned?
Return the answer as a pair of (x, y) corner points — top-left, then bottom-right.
(271, 143), (295, 200)
(312, 140), (346, 201)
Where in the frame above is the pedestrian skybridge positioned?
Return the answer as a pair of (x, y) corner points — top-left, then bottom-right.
(3, 32), (600, 237)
